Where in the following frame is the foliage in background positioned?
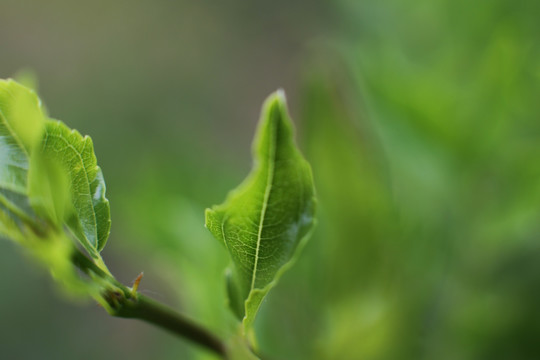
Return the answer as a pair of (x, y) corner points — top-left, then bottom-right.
(0, 79), (315, 360)
(262, 0), (540, 358)
(1, 0), (539, 359)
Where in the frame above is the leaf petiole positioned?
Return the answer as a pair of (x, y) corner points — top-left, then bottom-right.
(70, 249), (228, 358)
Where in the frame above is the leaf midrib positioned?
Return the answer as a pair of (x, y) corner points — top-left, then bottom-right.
(44, 130), (98, 247)
(0, 107), (30, 159)
(250, 118), (277, 292)
(0, 106), (31, 197)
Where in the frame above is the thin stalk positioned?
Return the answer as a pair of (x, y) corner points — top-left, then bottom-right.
(71, 250), (227, 358)
(114, 295), (227, 357)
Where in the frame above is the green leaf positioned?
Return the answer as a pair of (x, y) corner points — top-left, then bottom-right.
(205, 90), (316, 331)
(0, 78), (111, 257)
(0, 79), (45, 199)
(0, 79), (45, 154)
(0, 79), (111, 258)
(0, 78), (107, 294)
(28, 151), (72, 227)
(39, 120), (111, 256)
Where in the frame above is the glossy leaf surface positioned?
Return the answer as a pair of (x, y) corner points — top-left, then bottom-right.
(205, 91), (316, 330)
(0, 79), (110, 258)
(0, 80), (44, 204)
(40, 120), (111, 255)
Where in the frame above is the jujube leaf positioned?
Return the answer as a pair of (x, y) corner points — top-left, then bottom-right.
(205, 90), (316, 331)
(40, 120), (111, 256)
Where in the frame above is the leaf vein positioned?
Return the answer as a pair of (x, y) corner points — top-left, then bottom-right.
(46, 132), (98, 246)
(250, 118), (277, 291)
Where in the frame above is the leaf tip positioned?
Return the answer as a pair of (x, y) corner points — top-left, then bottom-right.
(203, 207), (212, 229)
(205, 207), (232, 250)
(265, 88), (287, 111)
(275, 87), (286, 100)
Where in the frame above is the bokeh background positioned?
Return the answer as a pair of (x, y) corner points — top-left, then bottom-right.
(1, 0), (539, 359)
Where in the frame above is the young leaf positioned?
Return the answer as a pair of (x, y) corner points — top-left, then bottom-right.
(40, 120), (111, 256)
(0, 79), (111, 259)
(0, 79), (45, 207)
(0, 78), (107, 294)
(205, 90), (316, 331)
(0, 79), (45, 154)
(27, 152), (72, 227)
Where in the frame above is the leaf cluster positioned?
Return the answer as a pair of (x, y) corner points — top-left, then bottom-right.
(0, 79), (111, 291)
(0, 78), (317, 359)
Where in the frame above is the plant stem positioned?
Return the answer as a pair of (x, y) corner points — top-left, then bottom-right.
(114, 295), (227, 357)
(71, 249), (111, 279)
(71, 250), (227, 358)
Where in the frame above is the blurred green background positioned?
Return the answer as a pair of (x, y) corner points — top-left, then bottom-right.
(1, 0), (539, 359)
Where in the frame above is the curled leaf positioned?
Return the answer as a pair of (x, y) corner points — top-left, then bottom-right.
(206, 90), (316, 331)
(0, 79), (45, 213)
(0, 78), (111, 260)
(40, 120), (111, 256)
(0, 78), (108, 293)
